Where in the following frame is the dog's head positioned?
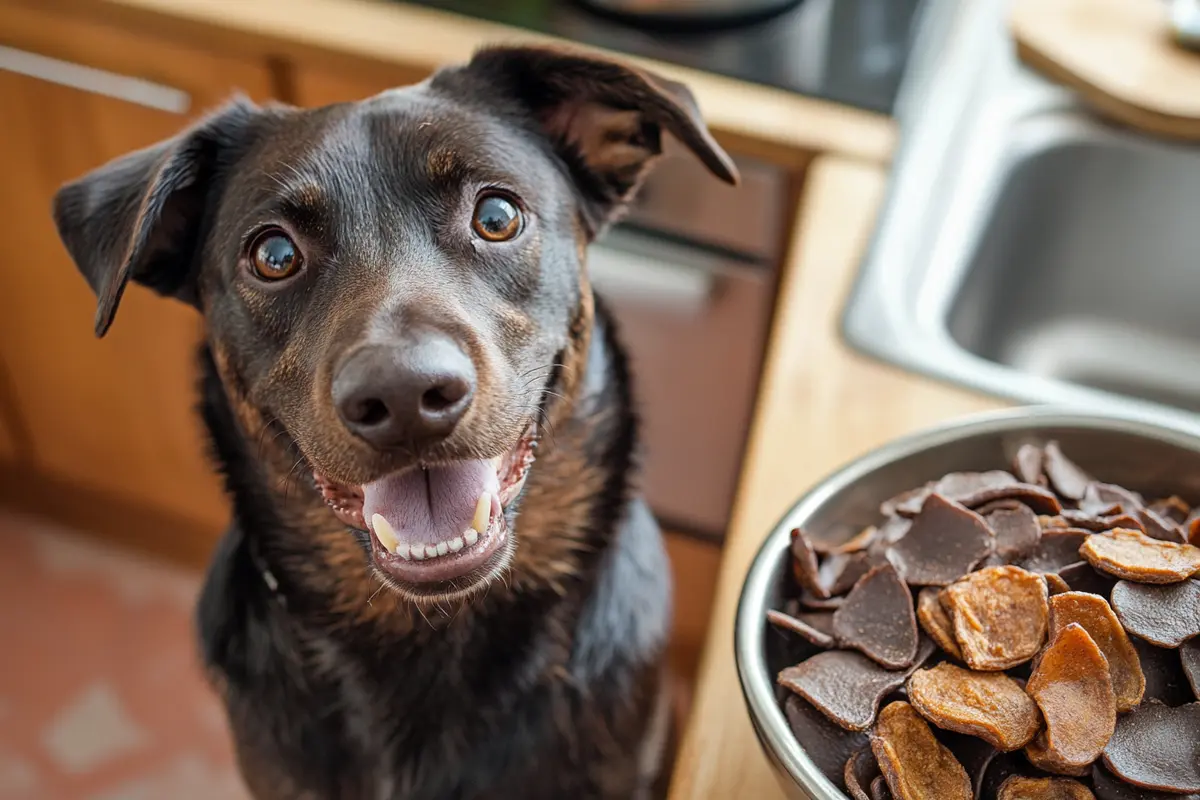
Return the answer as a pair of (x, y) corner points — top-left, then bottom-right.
(52, 46), (735, 602)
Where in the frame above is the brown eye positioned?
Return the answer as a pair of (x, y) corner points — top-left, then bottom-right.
(250, 230), (302, 280)
(472, 194), (523, 242)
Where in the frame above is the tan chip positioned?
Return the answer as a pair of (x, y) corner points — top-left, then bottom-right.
(1048, 592), (1145, 712)
(907, 662), (1040, 751)
(1025, 732), (1091, 777)
(997, 774), (1095, 799)
(916, 587), (963, 660)
(941, 565), (1049, 670)
(1025, 623), (1116, 773)
(1079, 527), (1200, 584)
(869, 701), (971, 800)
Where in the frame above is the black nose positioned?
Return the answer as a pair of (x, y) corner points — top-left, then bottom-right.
(333, 334), (475, 450)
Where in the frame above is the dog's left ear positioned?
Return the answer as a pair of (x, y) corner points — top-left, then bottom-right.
(53, 98), (266, 337)
(439, 46), (739, 236)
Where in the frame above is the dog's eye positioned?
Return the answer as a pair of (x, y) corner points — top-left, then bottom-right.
(472, 194), (523, 242)
(249, 230), (303, 280)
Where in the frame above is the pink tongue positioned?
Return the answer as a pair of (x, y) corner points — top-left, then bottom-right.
(362, 460), (499, 544)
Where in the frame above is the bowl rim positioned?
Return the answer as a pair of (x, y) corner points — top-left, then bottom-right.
(734, 405), (1200, 800)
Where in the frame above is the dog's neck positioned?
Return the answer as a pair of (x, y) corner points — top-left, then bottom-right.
(198, 298), (636, 635)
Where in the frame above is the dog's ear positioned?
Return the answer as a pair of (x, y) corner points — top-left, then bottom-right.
(52, 98), (264, 337)
(441, 46), (739, 236)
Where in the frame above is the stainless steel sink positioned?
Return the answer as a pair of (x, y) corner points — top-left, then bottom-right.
(843, 0), (1200, 435)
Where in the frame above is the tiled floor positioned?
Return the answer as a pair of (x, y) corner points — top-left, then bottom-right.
(0, 510), (248, 799)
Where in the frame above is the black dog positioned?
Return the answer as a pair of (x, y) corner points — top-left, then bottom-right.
(52, 46), (736, 799)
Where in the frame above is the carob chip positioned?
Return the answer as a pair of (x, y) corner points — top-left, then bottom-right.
(1111, 578), (1200, 647)
(819, 524), (881, 555)
(791, 527), (830, 598)
(998, 775), (1095, 800)
(1132, 636), (1196, 706)
(1025, 623), (1116, 773)
(1014, 443), (1046, 485)
(1026, 732), (1092, 777)
(907, 662), (1040, 751)
(777, 640), (936, 731)
(869, 775), (892, 800)
(800, 590), (846, 610)
(832, 564), (920, 669)
(820, 550), (877, 596)
(1148, 495), (1191, 525)
(960, 483), (1064, 516)
(1102, 701), (1200, 793)
(942, 565), (1049, 671)
(1043, 573), (1071, 595)
(1092, 763), (1200, 800)
(989, 503), (1043, 561)
(1080, 528), (1200, 583)
(1056, 510), (1145, 534)
(870, 701), (971, 800)
(845, 746), (883, 800)
(1139, 506), (1186, 543)
(889, 494), (994, 586)
(767, 609), (836, 649)
(1056, 561), (1117, 599)
(1043, 441), (1091, 501)
(939, 731), (1000, 798)
(1017, 530), (1092, 573)
(782, 693), (870, 782)
(1081, 482), (1144, 516)
(1048, 592), (1145, 712)
(1183, 639), (1200, 699)
(917, 587), (963, 660)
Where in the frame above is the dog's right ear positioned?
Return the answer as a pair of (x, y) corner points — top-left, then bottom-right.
(53, 98), (264, 337)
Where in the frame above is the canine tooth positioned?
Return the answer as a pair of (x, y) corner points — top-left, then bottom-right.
(448, 536), (464, 552)
(436, 541), (448, 557)
(410, 545), (426, 561)
(464, 528), (479, 546)
(424, 544), (439, 559)
(473, 493), (491, 533)
(395, 541), (410, 560)
(371, 514), (399, 555)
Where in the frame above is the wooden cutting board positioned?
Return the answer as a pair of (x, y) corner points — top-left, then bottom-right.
(1011, 0), (1200, 140)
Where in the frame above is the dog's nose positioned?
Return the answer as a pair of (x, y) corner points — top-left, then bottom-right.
(333, 334), (475, 449)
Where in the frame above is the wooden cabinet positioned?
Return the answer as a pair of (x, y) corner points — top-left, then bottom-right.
(0, 3), (276, 546)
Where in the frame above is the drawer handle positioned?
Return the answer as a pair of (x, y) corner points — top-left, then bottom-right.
(0, 44), (190, 113)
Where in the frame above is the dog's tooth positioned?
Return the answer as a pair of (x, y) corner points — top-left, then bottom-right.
(371, 514), (399, 555)
(424, 544), (439, 559)
(448, 536), (464, 553)
(395, 541), (410, 560)
(410, 544), (426, 561)
(473, 492), (491, 533)
(464, 528), (479, 546)
(436, 541), (448, 557)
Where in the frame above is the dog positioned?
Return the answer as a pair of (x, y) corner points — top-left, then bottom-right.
(51, 45), (737, 799)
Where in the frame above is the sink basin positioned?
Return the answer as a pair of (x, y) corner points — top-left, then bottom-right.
(843, 0), (1200, 435)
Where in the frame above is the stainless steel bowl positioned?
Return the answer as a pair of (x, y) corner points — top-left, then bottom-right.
(734, 406), (1200, 800)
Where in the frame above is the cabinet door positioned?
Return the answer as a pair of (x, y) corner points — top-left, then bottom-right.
(291, 61), (432, 107)
(0, 5), (275, 532)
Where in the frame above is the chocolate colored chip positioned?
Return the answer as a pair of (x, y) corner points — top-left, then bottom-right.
(833, 564), (920, 669)
(820, 550), (877, 596)
(942, 566), (1049, 671)
(979, 753), (1027, 800)
(870, 701), (972, 800)
(1043, 441), (1092, 501)
(1081, 528), (1200, 584)
(1181, 639), (1200, 699)
(1048, 592), (1145, 712)
(998, 775), (1095, 800)
(989, 503), (1042, 561)
(1017, 530), (1092, 573)
(938, 731), (999, 798)
(1025, 623), (1117, 773)
(1092, 763), (1200, 800)
(1139, 506), (1185, 543)
(907, 662), (1041, 751)
(845, 746), (882, 800)
(1056, 561), (1117, 599)
(782, 693), (870, 782)
(869, 775), (893, 800)
(882, 472), (1021, 518)
(1188, 514), (1200, 547)
(819, 525), (881, 556)
(1044, 572), (1071, 594)
(791, 527), (829, 599)
(1148, 495), (1191, 525)
(960, 483), (1064, 516)
(1058, 510), (1145, 534)
(767, 609), (836, 649)
(1013, 443), (1045, 486)
(889, 494), (994, 586)
(917, 587), (963, 660)
(777, 640), (936, 731)
(1132, 636), (1196, 706)
(1081, 482), (1144, 516)
(1102, 701), (1200, 793)
(800, 590), (846, 610)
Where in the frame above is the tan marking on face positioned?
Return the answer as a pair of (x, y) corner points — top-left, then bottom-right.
(427, 147), (459, 179)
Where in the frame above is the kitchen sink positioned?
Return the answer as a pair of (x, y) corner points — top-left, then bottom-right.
(843, 0), (1200, 434)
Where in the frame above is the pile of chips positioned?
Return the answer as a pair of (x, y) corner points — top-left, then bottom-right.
(767, 441), (1200, 799)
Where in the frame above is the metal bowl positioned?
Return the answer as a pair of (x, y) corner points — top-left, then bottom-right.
(734, 406), (1200, 800)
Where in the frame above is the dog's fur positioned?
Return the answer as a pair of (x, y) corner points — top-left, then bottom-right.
(51, 46), (736, 799)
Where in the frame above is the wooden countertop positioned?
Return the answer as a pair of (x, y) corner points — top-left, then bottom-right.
(669, 156), (1004, 798)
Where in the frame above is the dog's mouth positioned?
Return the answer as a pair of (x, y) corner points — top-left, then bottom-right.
(312, 425), (537, 589)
